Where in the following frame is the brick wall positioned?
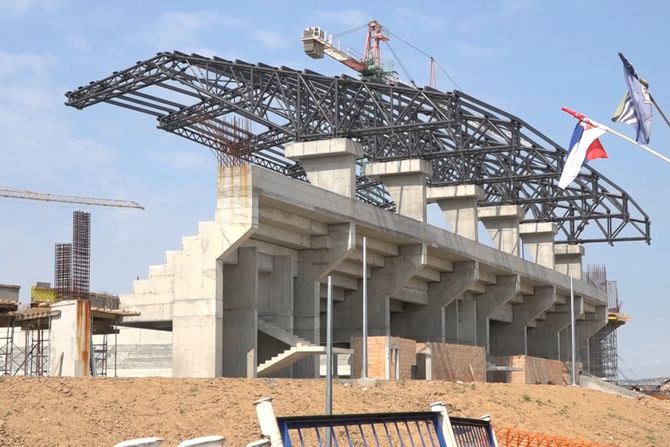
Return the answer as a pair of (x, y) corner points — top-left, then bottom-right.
(351, 336), (416, 379)
(509, 355), (564, 385)
(428, 342), (486, 382)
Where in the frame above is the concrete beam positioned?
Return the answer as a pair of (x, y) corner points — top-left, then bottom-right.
(427, 184), (484, 241)
(478, 205), (524, 255)
(335, 244), (428, 344)
(474, 275), (521, 354)
(519, 222), (558, 269)
(285, 138), (362, 198)
(555, 244), (585, 280)
(578, 305), (607, 373)
(366, 159), (432, 222)
(294, 222), (356, 377)
(489, 286), (556, 356)
(222, 247), (259, 378)
(527, 298), (584, 359)
(391, 261), (480, 342)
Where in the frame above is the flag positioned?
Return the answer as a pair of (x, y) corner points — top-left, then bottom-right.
(558, 121), (608, 189)
(612, 53), (652, 144)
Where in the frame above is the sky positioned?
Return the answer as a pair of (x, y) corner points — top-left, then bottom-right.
(0, 0), (668, 379)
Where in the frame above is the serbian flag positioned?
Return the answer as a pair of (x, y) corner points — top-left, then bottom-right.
(558, 121), (608, 189)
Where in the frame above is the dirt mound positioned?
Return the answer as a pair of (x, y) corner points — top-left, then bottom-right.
(0, 377), (668, 446)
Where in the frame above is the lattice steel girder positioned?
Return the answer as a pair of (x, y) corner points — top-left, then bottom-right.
(65, 51), (651, 244)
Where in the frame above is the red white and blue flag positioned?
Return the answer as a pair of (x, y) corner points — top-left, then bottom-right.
(558, 121), (608, 189)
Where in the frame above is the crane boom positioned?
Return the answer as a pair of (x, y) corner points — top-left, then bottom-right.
(0, 187), (144, 209)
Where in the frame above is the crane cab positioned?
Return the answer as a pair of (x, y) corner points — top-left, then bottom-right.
(302, 27), (325, 59)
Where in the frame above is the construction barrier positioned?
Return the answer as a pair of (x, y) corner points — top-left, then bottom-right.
(496, 427), (615, 447)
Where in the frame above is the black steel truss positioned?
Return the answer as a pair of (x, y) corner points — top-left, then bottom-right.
(65, 51), (651, 244)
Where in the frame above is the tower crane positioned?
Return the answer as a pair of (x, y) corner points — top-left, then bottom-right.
(302, 20), (394, 83)
(0, 186), (144, 209)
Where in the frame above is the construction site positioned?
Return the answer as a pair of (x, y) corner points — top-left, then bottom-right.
(1, 17), (668, 447)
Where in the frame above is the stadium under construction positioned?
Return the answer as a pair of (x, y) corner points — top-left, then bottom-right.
(0, 43), (644, 384)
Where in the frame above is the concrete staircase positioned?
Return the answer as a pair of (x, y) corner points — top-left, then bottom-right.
(257, 318), (310, 347)
(256, 318), (350, 378)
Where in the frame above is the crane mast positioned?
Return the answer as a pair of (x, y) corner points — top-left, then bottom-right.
(0, 187), (144, 209)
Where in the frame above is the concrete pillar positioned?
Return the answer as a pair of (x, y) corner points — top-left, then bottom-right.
(294, 222), (356, 377)
(478, 205), (523, 255)
(474, 275), (521, 354)
(258, 255), (294, 332)
(527, 297), (584, 359)
(285, 138), (363, 198)
(339, 244), (428, 346)
(555, 244), (585, 280)
(458, 293), (477, 344)
(366, 159), (433, 222)
(489, 286), (556, 356)
(519, 223), (558, 269)
(576, 305), (607, 372)
(173, 165), (258, 378)
(427, 185), (484, 241)
(49, 300), (91, 377)
(222, 247), (259, 378)
(392, 261), (480, 342)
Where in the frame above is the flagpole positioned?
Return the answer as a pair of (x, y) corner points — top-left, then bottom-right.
(650, 94), (670, 129)
(562, 107), (670, 166)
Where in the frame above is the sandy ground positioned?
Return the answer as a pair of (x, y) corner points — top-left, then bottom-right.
(0, 377), (669, 446)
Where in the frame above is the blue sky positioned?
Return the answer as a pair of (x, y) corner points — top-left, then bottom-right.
(0, 0), (668, 379)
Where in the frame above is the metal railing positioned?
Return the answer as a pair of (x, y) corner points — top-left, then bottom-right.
(251, 397), (498, 447)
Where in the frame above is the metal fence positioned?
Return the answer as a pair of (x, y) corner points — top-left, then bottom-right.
(276, 411), (448, 447)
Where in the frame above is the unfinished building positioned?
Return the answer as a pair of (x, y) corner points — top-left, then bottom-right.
(55, 52), (648, 380)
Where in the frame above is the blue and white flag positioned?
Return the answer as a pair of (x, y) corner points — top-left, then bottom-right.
(612, 53), (653, 144)
(558, 121), (608, 189)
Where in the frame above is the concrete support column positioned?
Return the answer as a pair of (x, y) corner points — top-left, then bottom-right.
(527, 297), (584, 359)
(366, 159), (433, 222)
(222, 247), (259, 378)
(555, 244), (585, 280)
(489, 286), (556, 356)
(474, 275), (521, 354)
(259, 255), (294, 332)
(519, 223), (558, 269)
(392, 261), (480, 342)
(478, 205), (524, 255)
(339, 244), (428, 347)
(285, 138), (363, 198)
(427, 185), (484, 240)
(49, 300), (91, 377)
(577, 305), (607, 372)
(458, 293), (477, 344)
(294, 223), (356, 377)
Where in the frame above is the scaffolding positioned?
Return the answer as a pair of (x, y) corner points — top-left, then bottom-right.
(586, 265), (626, 381)
(93, 333), (108, 377)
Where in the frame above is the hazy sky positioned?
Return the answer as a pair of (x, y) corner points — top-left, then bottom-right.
(1, 0), (668, 379)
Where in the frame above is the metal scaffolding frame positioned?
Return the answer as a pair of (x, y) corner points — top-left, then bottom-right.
(65, 51), (651, 244)
(586, 265), (624, 381)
